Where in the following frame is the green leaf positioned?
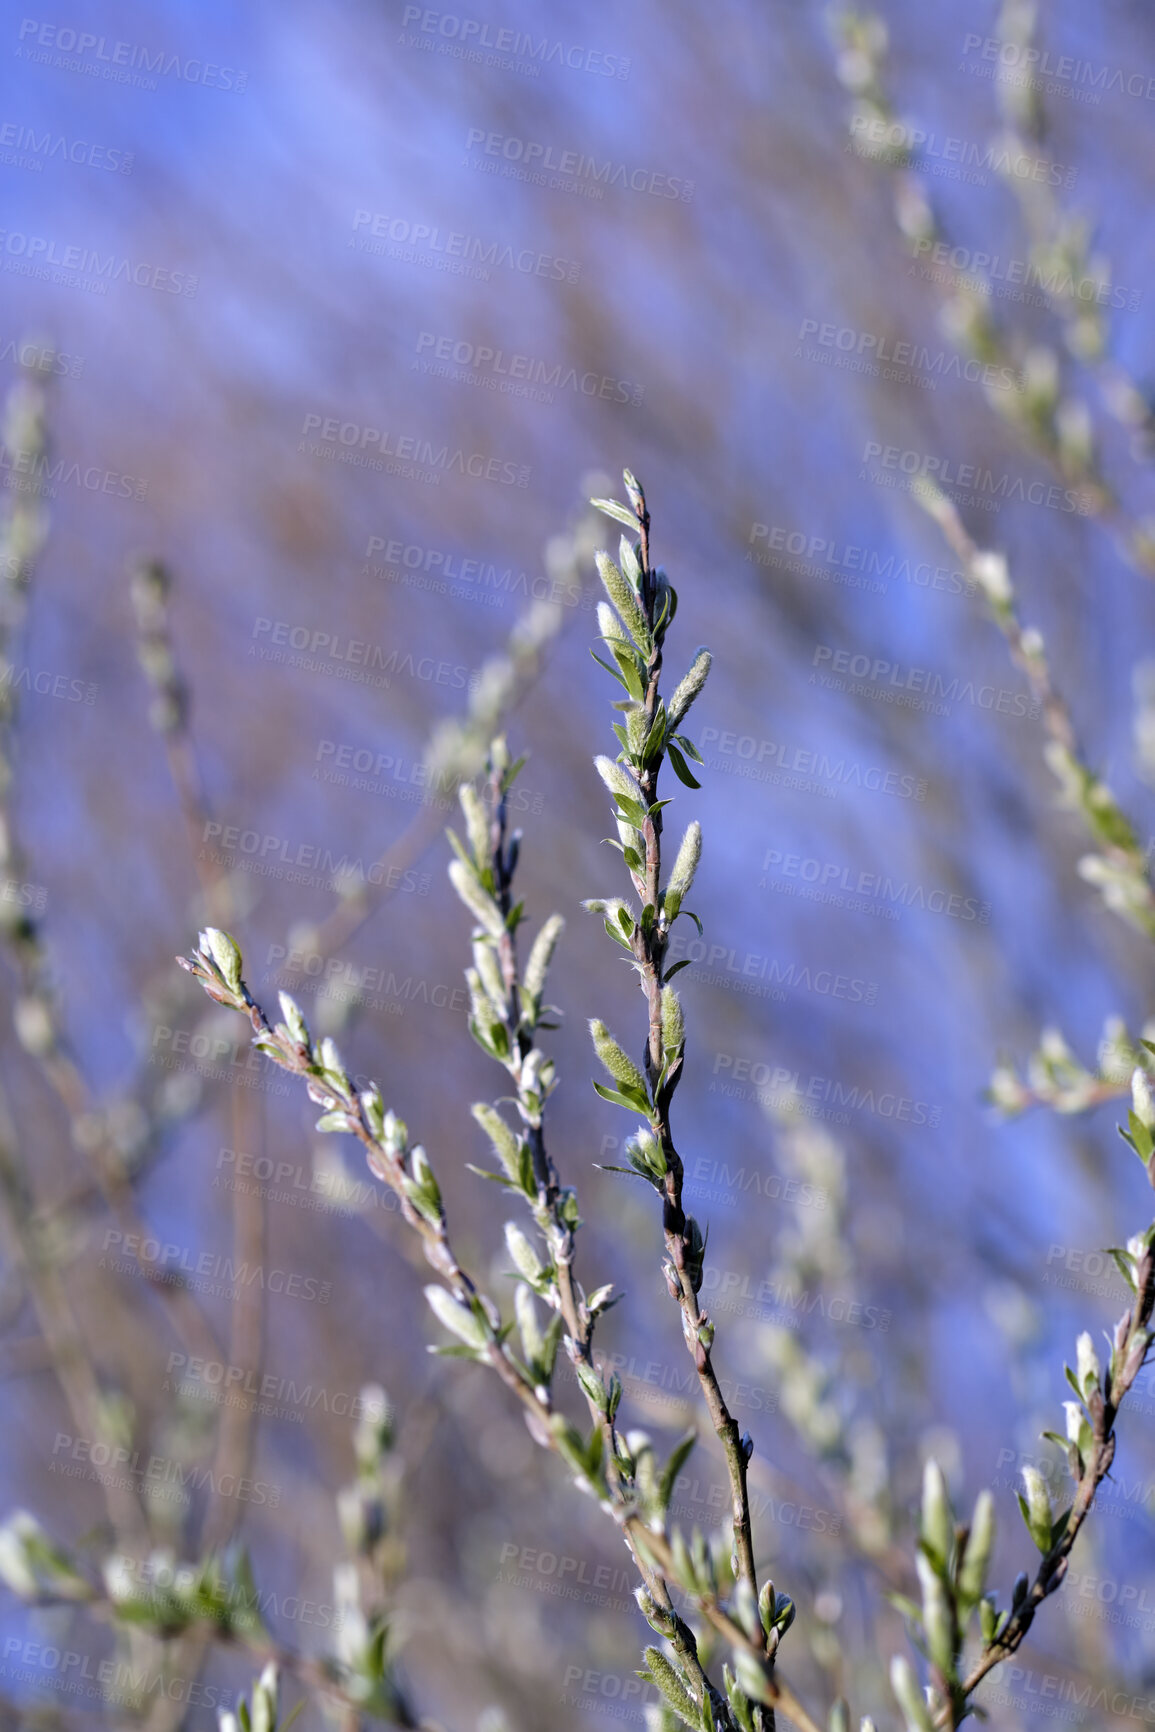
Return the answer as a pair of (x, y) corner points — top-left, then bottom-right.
(1017, 1487), (1051, 1555)
(590, 496), (640, 531)
(642, 700), (668, 766)
(615, 795), (649, 829)
(591, 649), (630, 690)
(501, 753), (528, 793)
(957, 1489), (995, 1608)
(675, 733), (704, 764)
(465, 1163), (518, 1189)
(1107, 1246), (1138, 1291)
(665, 959), (693, 980)
(517, 1139), (536, 1197)
(619, 536), (644, 588)
(593, 1079), (652, 1115)
(886, 1591), (925, 1626)
(667, 743), (700, 789)
(658, 1432), (697, 1510)
(1124, 1110), (1154, 1160)
(611, 644), (646, 700)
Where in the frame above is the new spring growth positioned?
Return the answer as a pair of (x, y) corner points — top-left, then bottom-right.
(920, 1460), (952, 1571)
(514, 1283), (550, 1385)
(505, 1220), (545, 1288)
(889, 1655), (933, 1732)
(665, 822), (701, 917)
(915, 1551), (953, 1677)
(0, 1510), (90, 1602)
(641, 1647), (699, 1727)
(956, 1489), (995, 1609)
(914, 1461), (958, 1677)
(523, 912), (564, 1023)
(352, 1383), (394, 1467)
(595, 754), (647, 808)
(458, 780), (491, 867)
(757, 1579), (796, 1647)
(597, 600), (629, 648)
(181, 921), (247, 1004)
(667, 650), (712, 731)
(661, 987), (684, 1064)
(279, 991), (309, 1048)
(590, 1018), (650, 1102)
(472, 937), (507, 1015)
(970, 550), (1013, 611)
(448, 858), (505, 939)
(1123, 1066), (1155, 1176)
(218, 1662), (279, 1732)
(1074, 1329), (1101, 1400)
(621, 1127), (668, 1188)
(596, 550), (650, 653)
(471, 1101), (523, 1183)
(1063, 1400), (1094, 1470)
(1018, 1463), (1054, 1554)
(424, 1285), (490, 1354)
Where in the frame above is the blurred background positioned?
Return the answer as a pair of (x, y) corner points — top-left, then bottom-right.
(1, 0), (1155, 1727)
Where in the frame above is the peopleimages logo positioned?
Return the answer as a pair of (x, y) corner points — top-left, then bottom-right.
(363, 534), (582, 608)
(49, 1431), (280, 1508)
(414, 331), (644, 407)
(98, 1228), (332, 1305)
(15, 19), (249, 91)
(664, 929), (878, 1006)
(759, 849), (990, 925)
(962, 31), (1155, 105)
(399, 8), (630, 79)
(796, 317), (1021, 393)
(811, 643), (1039, 721)
(709, 1054), (941, 1128)
(351, 209), (581, 283)
(0, 119), (134, 172)
(747, 521), (973, 598)
(861, 439), (1096, 516)
(0, 336), (83, 376)
(909, 236), (1141, 311)
(0, 228), (197, 294)
(299, 411), (530, 488)
(464, 129), (694, 201)
(846, 114), (1076, 187)
(700, 725), (926, 802)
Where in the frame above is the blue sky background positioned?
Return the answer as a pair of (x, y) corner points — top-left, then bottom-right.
(2, 1), (1155, 1726)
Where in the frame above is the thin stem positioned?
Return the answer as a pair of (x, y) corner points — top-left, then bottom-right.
(937, 1227), (1155, 1725)
(179, 944), (825, 1732)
